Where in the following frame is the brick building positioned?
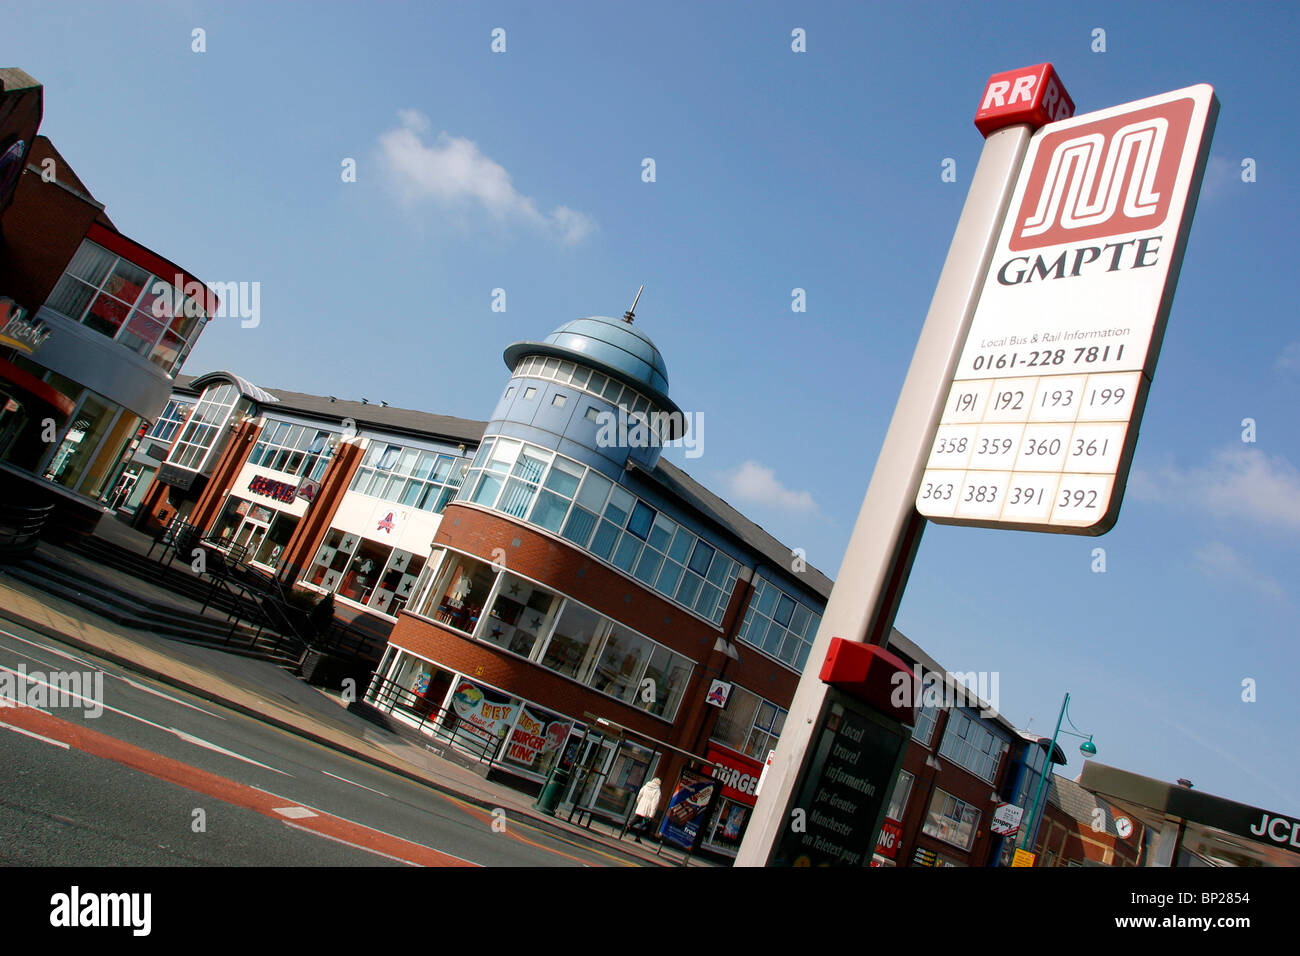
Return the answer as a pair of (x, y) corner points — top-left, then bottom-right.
(0, 67), (215, 529)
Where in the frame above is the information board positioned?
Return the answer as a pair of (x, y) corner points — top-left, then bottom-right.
(917, 84), (1218, 534)
(770, 690), (907, 867)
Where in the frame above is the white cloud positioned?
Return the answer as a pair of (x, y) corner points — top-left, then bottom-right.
(1191, 541), (1287, 601)
(377, 110), (595, 244)
(1277, 341), (1300, 372)
(724, 461), (817, 513)
(1199, 155), (1236, 202)
(1130, 446), (1300, 532)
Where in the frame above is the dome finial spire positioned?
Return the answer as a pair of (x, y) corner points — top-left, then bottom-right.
(622, 284), (644, 324)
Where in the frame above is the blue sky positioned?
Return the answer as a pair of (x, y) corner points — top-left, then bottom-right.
(11, 1), (1299, 817)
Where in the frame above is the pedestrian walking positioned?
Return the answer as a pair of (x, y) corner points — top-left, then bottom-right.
(630, 777), (661, 843)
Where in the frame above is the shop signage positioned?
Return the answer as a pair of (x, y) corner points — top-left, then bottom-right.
(449, 679), (519, 747)
(1012, 848), (1037, 867)
(705, 679), (732, 708)
(504, 704), (571, 768)
(705, 745), (764, 805)
(659, 768), (717, 850)
(992, 802), (1024, 836)
(917, 84), (1219, 534)
(770, 691), (908, 867)
(912, 846), (938, 867)
(248, 474), (297, 504)
(296, 476), (321, 502)
(157, 463), (197, 490)
(0, 297), (51, 355)
(875, 818), (903, 859)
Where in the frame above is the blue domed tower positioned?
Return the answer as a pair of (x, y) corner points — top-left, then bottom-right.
(488, 302), (684, 480)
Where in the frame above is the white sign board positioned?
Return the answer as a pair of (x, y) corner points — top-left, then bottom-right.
(917, 84), (1218, 534)
(992, 802), (1025, 836)
(705, 679), (732, 708)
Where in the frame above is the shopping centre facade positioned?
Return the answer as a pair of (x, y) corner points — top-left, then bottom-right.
(115, 310), (1087, 863)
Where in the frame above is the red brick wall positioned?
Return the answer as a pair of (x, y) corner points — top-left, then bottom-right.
(0, 140), (102, 314)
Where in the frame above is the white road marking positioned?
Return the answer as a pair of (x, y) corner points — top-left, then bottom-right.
(118, 675), (226, 719)
(0, 627), (97, 669)
(0, 663), (290, 776)
(279, 821), (418, 866)
(249, 785), (482, 867)
(273, 806), (318, 819)
(321, 770), (389, 797)
(0, 717), (70, 749)
(170, 729), (291, 775)
(0, 692), (50, 714)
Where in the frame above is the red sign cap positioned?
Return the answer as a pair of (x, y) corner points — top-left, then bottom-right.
(974, 63), (1074, 136)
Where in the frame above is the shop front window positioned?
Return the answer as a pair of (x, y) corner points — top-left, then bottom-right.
(337, 539), (391, 605)
(590, 625), (647, 703)
(426, 552), (498, 634)
(44, 393), (115, 492)
(703, 800), (751, 856)
(78, 409), (140, 501)
(541, 601), (607, 682)
(253, 513), (299, 570)
(371, 550), (425, 616)
(922, 790), (980, 851)
(481, 572), (560, 659)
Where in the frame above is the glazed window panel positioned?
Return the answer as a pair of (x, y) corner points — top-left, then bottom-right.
(427, 553), (498, 634)
(922, 790), (980, 851)
(611, 533), (642, 572)
(588, 520), (620, 560)
(45, 274), (99, 322)
(633, 547), (662, 587)
(590, 626), (647, 702)
(639, 645), (692, 719)
(560, 506), (598, 548)
(102, 259), (150, 307)
(480, 573), (560, 658)
(654, 559), (682, 597)
(65, 240), (117, 287)
(530, 489), (570, 534)
(886, 771), (914, 822)
(541, 601), (606, 682)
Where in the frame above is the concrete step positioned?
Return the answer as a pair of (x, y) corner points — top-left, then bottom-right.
(2, 559), (303, 667)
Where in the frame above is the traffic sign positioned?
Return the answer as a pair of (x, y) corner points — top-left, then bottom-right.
(917, 84), (1219, 534)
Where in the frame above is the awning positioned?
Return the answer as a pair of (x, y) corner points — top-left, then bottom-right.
(0, 356), (75, 417)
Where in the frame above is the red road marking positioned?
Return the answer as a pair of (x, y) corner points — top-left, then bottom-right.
(0, 705), (477, 867)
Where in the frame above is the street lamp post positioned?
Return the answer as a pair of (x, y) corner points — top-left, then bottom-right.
(1019, 691), (1096, 858)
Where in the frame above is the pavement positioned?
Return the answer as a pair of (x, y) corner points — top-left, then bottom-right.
(0, 532), (714, 868)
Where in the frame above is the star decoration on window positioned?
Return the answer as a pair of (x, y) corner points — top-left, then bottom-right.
(530, 616), (542, 629)
(508, 582), (521, 596)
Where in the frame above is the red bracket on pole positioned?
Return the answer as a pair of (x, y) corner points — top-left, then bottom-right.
(819, 638), (917, 727)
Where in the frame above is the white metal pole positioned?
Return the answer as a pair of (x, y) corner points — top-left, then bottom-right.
(735, 121), (1034, 866)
